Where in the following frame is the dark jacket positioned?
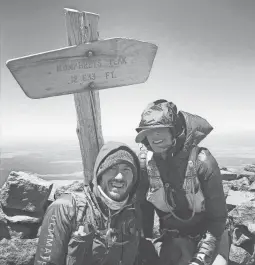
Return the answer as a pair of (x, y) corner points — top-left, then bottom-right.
(34, 142), (142, 265)
(139, 111), (227, 264)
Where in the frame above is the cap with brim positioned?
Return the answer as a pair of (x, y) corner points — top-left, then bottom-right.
(135, 100), (178, 143)
(135, 125), (173, 143)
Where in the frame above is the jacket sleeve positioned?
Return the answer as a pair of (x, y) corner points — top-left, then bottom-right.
(192, 148), (227, 265)
(140, 200), (155, 238)
(34, 194), (76, 265)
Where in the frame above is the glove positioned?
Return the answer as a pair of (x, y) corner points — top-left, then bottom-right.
(190, 231), (219, 265)
(188, 253), (209, 265)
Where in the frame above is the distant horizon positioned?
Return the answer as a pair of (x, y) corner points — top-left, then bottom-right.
(1, 129), (254, 188)
(1, 129), (255, 144)
(1, 130), (255, 160)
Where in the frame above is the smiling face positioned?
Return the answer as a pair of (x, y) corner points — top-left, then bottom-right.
(99, 163), (134, 202)
(146, 127), (174, 153)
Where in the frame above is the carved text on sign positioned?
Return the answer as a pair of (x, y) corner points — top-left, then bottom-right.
(56, 56), (127, 73)
(54, 56), (126, 86)
(68, 71), (117, 85)
(56, 59), (102, 71)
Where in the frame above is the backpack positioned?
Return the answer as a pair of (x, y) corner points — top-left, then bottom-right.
(138, 145), (204, 223)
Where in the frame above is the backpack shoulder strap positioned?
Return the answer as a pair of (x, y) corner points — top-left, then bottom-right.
(165, 145), (203, 223)
(137, 150), (150, 202)
(70, 192), (88, 230)
(138, 149), (148, 170)
(185, 145), (201, 179)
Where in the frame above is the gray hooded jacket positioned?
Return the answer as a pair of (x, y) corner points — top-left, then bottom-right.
(34, 142), (143, 265)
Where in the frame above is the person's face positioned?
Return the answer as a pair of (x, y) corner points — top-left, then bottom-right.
(99, 163), (134, 202)
(146, 128), (174, 153)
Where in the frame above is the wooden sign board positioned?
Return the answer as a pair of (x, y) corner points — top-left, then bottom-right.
(6, 38), (158, 99)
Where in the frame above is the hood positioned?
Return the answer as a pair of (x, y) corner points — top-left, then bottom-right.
(179, 111), (213, 152)
(92, 141), (140, 201)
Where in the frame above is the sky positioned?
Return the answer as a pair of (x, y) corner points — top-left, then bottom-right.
(1, 0), (255, 144)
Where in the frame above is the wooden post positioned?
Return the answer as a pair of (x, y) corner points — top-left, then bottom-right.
(64, 8), (104, 185)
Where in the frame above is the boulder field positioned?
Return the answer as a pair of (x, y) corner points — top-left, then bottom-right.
(1, 164), (255, 265)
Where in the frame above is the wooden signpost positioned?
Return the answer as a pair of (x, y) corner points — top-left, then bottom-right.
(6, 8), (158, 184)
(7, 38), (158, 99)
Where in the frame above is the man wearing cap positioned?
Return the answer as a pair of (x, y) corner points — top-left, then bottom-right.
(135, 100), (229, 265)
(34, 141), (156, 265)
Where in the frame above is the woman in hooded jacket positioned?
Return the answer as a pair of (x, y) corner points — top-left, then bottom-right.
(136, 99), (230, 265)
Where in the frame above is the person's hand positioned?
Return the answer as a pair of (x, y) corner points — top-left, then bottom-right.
(188, 253), (207, 265)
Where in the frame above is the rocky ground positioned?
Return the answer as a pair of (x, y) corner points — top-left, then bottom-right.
(1, 164), (255, 265)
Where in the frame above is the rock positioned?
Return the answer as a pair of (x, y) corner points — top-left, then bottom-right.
(153, 212), (160, 238)
(0, 172), (47, 240)
(0, 206), (6, 223)
(229, 244), (253, 265)
(228, 166), (255, 182)
(239, 171), (255, 183)
(36, 226), (42, 237)
(2, 207), (43, 219)
(0, 171), (53, 213)
(0, 206), (10, 240)
(48, 186), (57, 202)
(225, 167), (255, 180)
(226, 167), (241, 173)
(244, 164), (255, 173)
(0, 221), (10, 240)
(247, 223), (255, 236)
(0, 238), (38, 265)
(232, 227), (252, 247)
(228, 202), (255, 228)
(228, 177), (250, 191)
(226, 190), (255, 208)
(224, 177), (255, 209)
(245, 172), (255, 184)
(223, 178), (254, 209)
(54, 180), (84, 200)
(2, 217), (41, 239)
(222, 181), (233, 198)
(249, 182), (255, 191)
(221, 170), (238, 181)
(7, 223), (40, 239)
(4, 215), (41, 224)
(0, 204), (41, 239)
